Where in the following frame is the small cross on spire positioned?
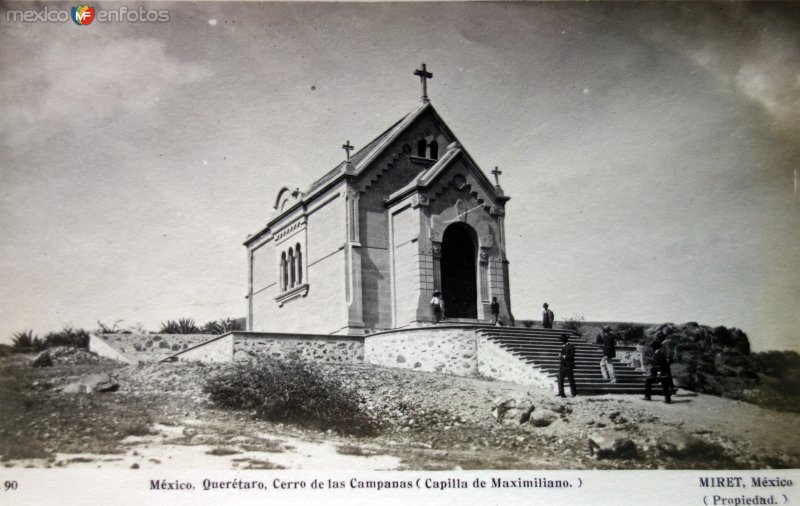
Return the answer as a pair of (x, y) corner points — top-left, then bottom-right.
(492, 166), (503, 187)
(414, 63), (433, 103)
(342, 140), (354, 162)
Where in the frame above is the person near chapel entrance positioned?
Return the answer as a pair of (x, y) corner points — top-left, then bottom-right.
(596, 325), (617, 383)
(490, 297), (500, 325)
(542, 303), (554, 329)
(644, 340), (672, 403)
(557, 334), (577, 398)
(430, 291), (445, 323)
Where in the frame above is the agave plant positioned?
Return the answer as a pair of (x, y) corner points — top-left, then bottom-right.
(11, 330), (36, 351)
(159, 318), (200, 334)
(202, 317), (245, 335)
(97, 319), (124, 334)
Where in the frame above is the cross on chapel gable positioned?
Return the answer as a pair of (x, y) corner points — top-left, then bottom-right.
(342, 140), (354, 162)
(492, 166), (503, 187)
(414, 63), (433, 103)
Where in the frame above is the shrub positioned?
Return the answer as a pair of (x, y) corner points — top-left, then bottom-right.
(43, 327), (90, 349)
(521, 320), (535, 328)
(615, 323), (646, 346)
(204, 357), (377, 436)
(559, 315), (585, 335)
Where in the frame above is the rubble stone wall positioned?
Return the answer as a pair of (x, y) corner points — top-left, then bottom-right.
(365, 327), (478, 376)
(232, 333), (364, 363)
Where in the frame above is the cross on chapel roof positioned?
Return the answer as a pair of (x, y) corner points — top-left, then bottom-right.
(492, 166), (503, 188)
(342, 140), (354, 162)
(414, 63), (433, 104)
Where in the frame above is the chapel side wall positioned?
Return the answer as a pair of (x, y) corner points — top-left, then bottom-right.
(390, 204), (426, 327)
(250, 236), (278, 330)
(232, 333), (363, 363)
(358, 111), (453, 330)
(250, 190), (347, 334)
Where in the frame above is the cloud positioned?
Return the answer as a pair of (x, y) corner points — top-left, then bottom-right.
(0, 37), (211, 145)
(629, 3), (800, 133)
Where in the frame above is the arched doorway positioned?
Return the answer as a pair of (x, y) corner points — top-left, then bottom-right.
(440, 223), (477, 319)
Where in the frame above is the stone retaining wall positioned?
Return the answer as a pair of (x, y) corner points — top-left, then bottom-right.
(92, 333), (217, 363)
(232, 332), (364, 363)
(364, 326), (555, 390)
(364, 326), (478, 376)
(476, 335), (554, 390)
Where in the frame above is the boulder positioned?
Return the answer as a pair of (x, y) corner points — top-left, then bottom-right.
(31, 350), (54, 368)
(656, 429), (724, 459)
(491, 395), (535, 425)
(587, 432), (638, 459)
(530, 412), (557, 427)
(61, 373), (120, 394)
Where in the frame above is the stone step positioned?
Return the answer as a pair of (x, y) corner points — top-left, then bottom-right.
(478, 327), (578, 337)
(483, 328), (648, 395)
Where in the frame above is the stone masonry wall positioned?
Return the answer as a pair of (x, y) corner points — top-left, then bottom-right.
(365, 326), (478, 376)
(232, 333), (364, 363)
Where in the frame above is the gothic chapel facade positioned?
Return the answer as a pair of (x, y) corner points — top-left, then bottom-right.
(244, 65), (513, 335)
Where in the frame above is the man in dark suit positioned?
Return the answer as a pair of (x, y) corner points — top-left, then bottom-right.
(557, 334), (577, 398)
(644, 340), (672, 403)
(542, 303), (554, 329)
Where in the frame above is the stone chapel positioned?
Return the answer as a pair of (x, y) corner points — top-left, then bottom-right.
(244, 65), (513, 335)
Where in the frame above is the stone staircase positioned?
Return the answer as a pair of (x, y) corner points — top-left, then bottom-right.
(478, 326), (647, 395)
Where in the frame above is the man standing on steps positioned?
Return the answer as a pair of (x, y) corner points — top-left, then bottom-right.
(430, 291), (445, 323)
(597, 326), (617, 383)
(490, 297), (500, 325)
(644, 340), (672, 403)
(557, 334), (577, 398)
(542, 303), (554, 329)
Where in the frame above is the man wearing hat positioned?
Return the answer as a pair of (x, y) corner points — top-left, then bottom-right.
(542, 303), (554, 329)
(557, 334), (577, 398)
(644, 340), (672, 403)
(597, 326), (617, 383)
(430, 291), (444, 323)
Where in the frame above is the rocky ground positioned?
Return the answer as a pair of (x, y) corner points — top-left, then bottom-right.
(1, 348), (798, 470)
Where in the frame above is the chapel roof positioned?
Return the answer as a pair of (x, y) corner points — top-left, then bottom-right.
(244, 99), (505, 247)
(304, 101), (430, 194)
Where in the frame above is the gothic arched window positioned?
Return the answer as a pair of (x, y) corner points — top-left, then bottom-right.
(295, 244), (303, 284)
(428, 140), (439, 159)
(417, 139), (427, 158)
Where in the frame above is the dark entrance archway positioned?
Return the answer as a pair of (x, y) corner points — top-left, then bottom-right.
(440, 223), (477, 319)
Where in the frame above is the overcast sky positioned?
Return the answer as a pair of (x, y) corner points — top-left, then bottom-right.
(1, 2), (798, 351)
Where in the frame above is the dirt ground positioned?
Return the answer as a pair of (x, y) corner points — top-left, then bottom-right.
(1, 352), (798, 470)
